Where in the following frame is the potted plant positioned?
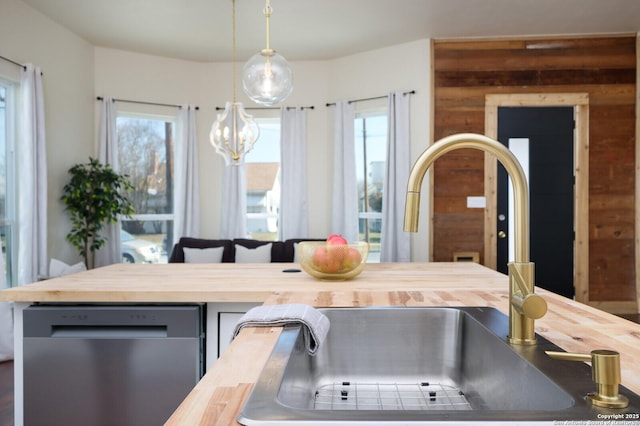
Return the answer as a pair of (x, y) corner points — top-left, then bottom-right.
(61, 157), (135, 269)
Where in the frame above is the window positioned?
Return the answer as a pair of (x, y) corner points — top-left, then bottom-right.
(355, 111), (387, 262)
(245, 117), (281, 240)
(0, 78), (16, 285)
(116, 114), (175, 263)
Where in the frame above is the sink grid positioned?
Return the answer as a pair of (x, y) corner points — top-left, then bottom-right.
(313, 381), (472, 411)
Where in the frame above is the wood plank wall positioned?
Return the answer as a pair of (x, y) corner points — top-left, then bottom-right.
(432, 36), (636, 305)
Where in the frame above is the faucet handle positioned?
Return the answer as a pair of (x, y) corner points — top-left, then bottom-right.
(512, 292), (547, 319)
(545, 349), (629, 408)
(508, 262), (547, 319)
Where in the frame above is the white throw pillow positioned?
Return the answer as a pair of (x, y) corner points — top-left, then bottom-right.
(235, 243), (272, 263)
(183, 246), (224, 263)
(293, 242), (300, 263)
(49, 258), (87, 278)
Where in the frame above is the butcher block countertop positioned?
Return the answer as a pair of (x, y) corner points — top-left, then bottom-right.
(2, 262), (640, 425)
(0, 262), (511, 303)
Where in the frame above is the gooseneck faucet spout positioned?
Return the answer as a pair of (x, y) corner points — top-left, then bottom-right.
(404, 133), (547, 345)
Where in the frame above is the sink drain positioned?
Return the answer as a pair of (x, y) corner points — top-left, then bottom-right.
(313, 381), (472, 411)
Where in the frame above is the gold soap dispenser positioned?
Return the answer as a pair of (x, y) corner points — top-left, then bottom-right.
(546, 349), (629, 408)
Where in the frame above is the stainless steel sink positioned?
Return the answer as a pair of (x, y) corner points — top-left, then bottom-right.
(238, 307), (640, 424)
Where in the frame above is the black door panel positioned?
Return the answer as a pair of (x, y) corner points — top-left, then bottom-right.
(497, 107), (574, 298)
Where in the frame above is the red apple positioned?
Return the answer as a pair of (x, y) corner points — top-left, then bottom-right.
(327, 234), (347, 246)
(328, 245), (349, 264)
(312, 246), (329, 267)
(342, 247), (363, 270)
(323, 258), (342, 273)
(312, 246), (342, 273)
(326, 234), (348, 263)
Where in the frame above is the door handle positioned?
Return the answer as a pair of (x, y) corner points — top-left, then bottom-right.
(498, 230), (506, 239)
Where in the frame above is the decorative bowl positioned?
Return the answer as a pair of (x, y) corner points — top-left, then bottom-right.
(297, 241), (369, 281)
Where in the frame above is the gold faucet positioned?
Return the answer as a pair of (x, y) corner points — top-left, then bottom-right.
(404, 133), (547, 345)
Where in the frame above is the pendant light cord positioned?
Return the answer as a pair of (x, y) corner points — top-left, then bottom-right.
(232, 0), (237, 103)
(263, 0), (272, 51)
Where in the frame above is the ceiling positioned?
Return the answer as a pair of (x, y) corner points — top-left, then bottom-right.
(21, 0), (640, 62)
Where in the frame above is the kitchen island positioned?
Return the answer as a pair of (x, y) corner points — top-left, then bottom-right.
(2, 262), (640, 425)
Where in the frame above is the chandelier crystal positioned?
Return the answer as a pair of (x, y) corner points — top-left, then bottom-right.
(210, 0), (260, 166)
(242, 0), (293, 106)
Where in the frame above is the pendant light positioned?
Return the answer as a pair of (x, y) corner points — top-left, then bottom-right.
(242, 0), (293, 106)
(210, 0), (260, 166)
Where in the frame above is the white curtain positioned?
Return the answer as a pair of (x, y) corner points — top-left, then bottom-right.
(0, 246), (13, 361)
(174, 105), (200, 242)
(95, 97), (122, 267)
(220, 164), (247, 239)
(17, 63), (47, 285)
(278, 107), (308, 240)
(380, 91), (412, 262)
(331, 100), (358, 242)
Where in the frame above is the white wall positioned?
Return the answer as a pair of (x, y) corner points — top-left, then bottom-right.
(2, 0), (432, 265)
(0, 0), (95, 268)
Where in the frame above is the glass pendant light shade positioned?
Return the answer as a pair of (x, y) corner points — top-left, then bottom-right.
(210, 101), (260, 166)
(242, 48), (293, 106)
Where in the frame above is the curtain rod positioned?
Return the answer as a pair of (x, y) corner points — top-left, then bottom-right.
(96, 96), (199, 110)
(286, 106), (314, 110)
(215, 105), (315, 111)
(0, 54), (26, 70)
(0, 55), (43, 75)
(326, 90), (415, 107)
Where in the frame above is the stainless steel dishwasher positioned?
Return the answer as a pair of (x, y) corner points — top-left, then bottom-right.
(23, 304), (204, 426)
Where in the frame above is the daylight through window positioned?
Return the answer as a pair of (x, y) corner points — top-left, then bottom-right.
(245, 117), (281, 240)
(355, 112), (387, 262)
(0, 79), (16, 285)
(116, 114), (174, 264)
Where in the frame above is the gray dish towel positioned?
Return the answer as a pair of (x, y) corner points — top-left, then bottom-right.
(231, 304), (330, 355)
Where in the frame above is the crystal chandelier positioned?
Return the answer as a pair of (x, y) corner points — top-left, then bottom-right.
(210, 0), (260, 166)
(242, 0), (293, 106)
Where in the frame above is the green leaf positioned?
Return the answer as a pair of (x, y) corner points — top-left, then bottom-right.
(61, 157), (135, 267)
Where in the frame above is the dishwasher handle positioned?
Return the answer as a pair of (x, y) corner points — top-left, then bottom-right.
(51, 325), (169, 338)
(23, 305), (202, 338)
